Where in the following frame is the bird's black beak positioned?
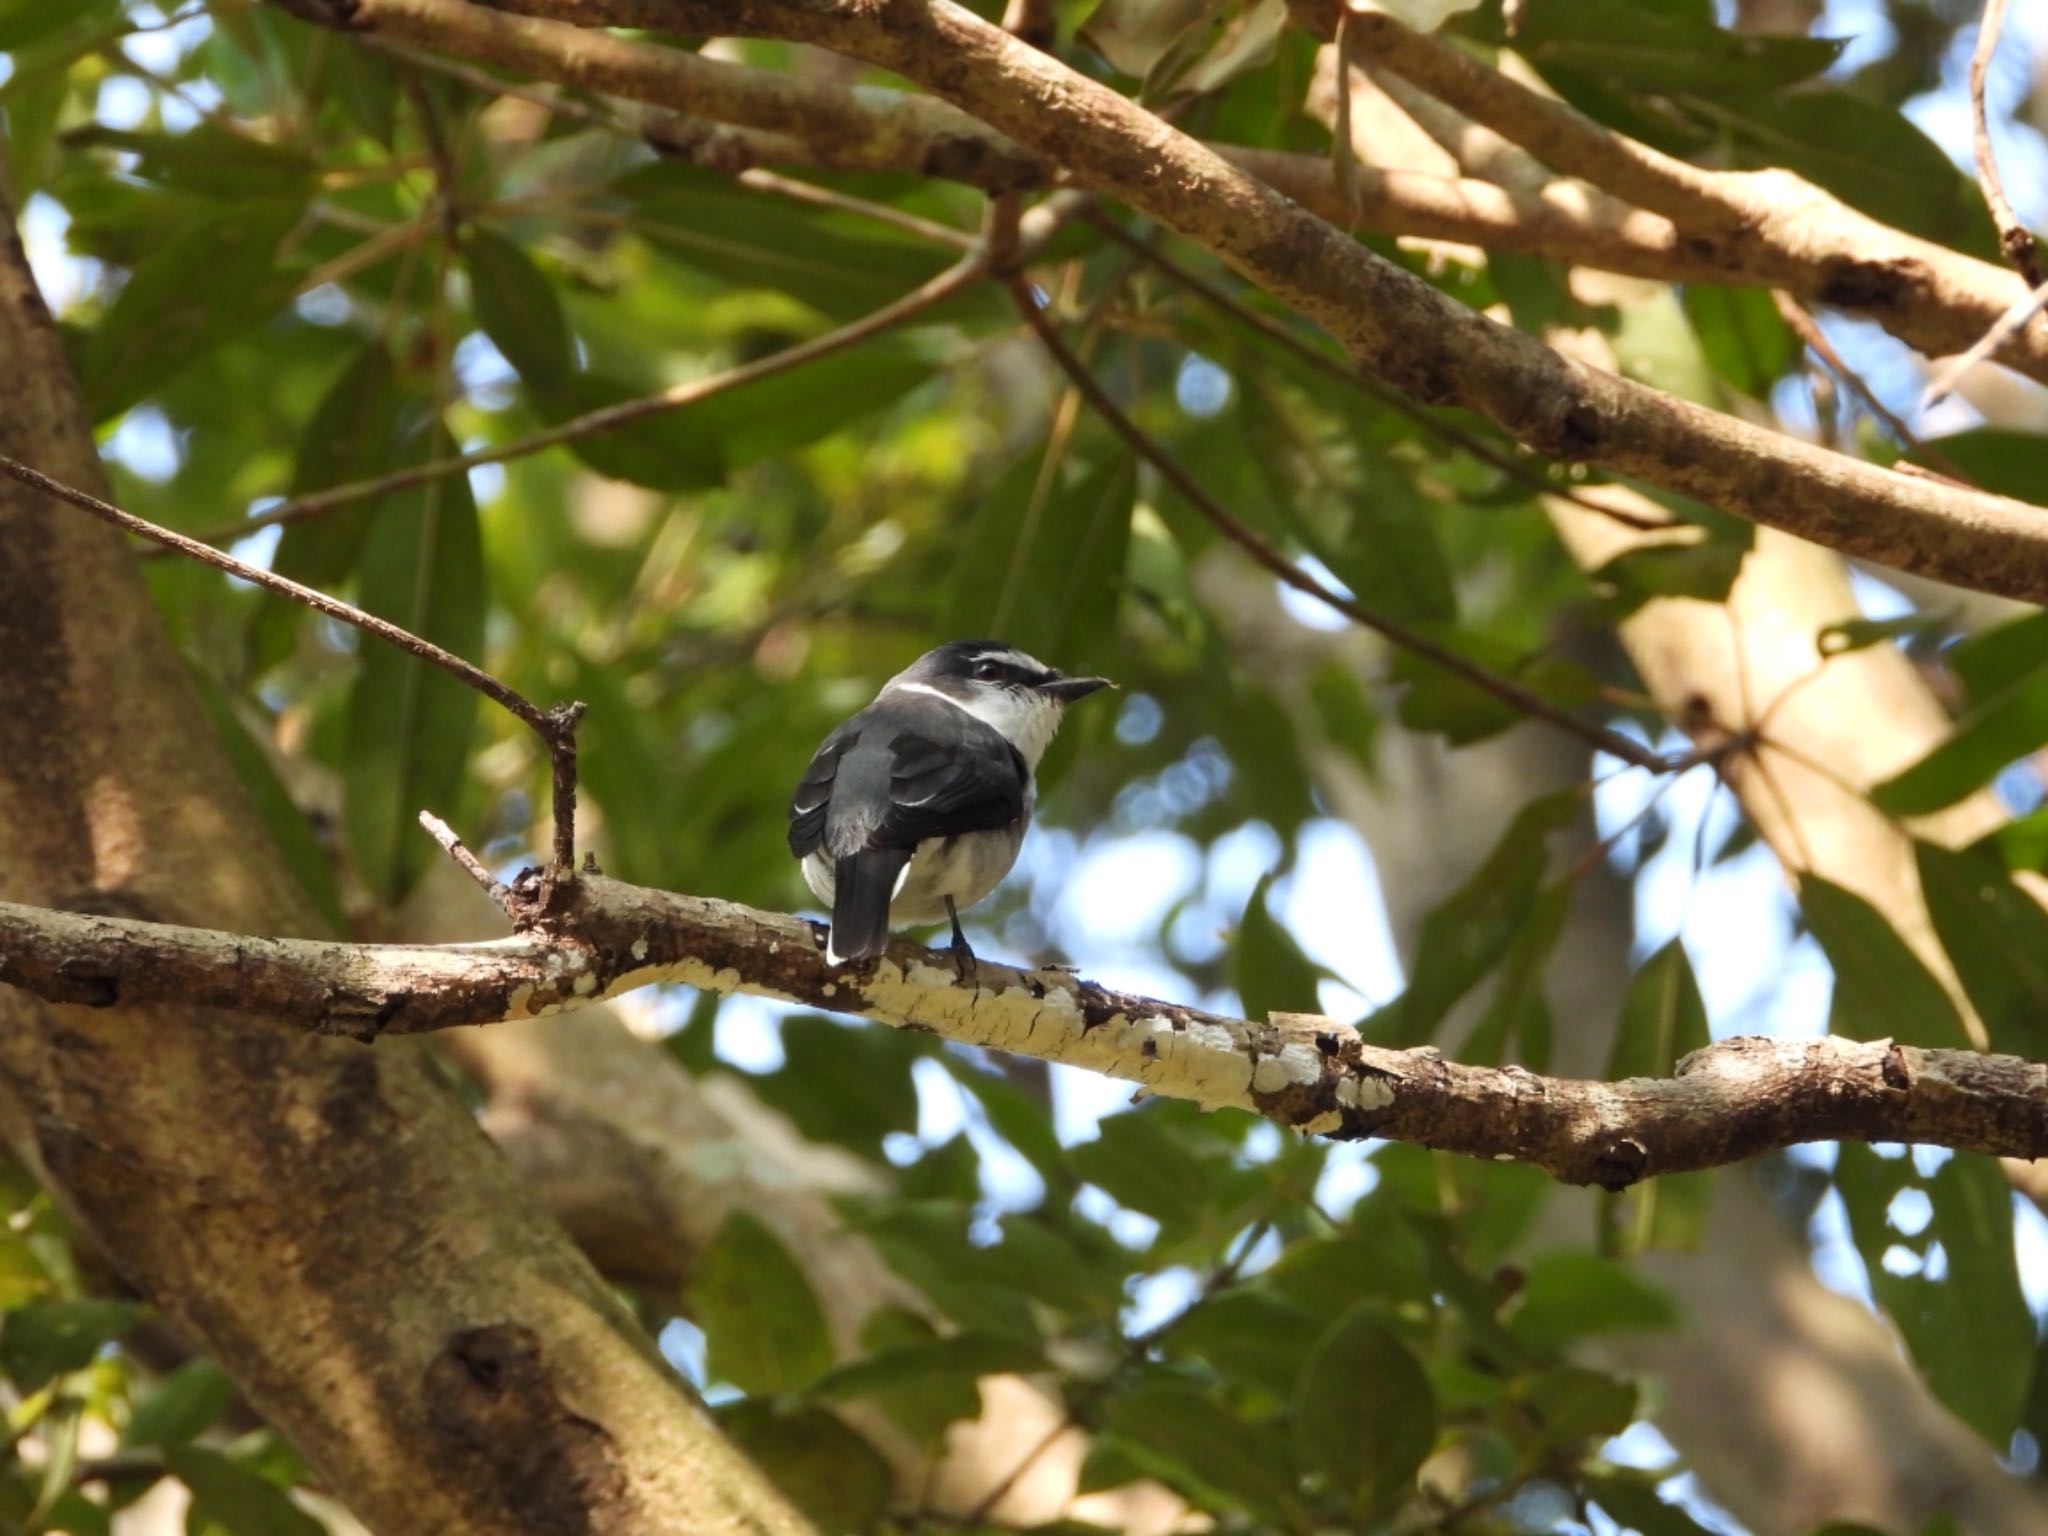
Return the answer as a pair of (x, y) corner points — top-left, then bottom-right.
(1042, 673), (1114, 703)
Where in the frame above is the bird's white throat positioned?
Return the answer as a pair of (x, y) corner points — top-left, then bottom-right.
(889, 681), (1065, 770)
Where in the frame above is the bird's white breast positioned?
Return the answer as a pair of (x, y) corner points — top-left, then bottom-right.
(801, 812), (1030, 926)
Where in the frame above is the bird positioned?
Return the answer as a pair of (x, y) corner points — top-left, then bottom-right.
(788, 640), (1112, 974)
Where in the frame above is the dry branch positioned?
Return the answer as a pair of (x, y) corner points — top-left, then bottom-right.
(288, 0), (2048, 383)
(3, 877), (2043, 1186)
(275, 0), (2048, 605)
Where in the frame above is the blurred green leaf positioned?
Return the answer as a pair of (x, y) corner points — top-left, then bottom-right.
(1234, 870), (1323, 1022)
(716, 1403), (892, 1535)
(1589, 539), (1747, 617)
(123, 1360), (235, 1451)
(1508, 1252), (1676, 1354)
(1585, 1467), (1722, 1535)
(1800, 875), (1970, 1048)
(1909, 430), (2048, 507)
(854, 1202), (1039, 1340)
(1835, 1148), (2032, 1444)
(1916, 841), (2048, 1059)
(688, 1211), (835, 1396)
(1512, 0), (1844, 93)
(1871, 667), (2048, 817)
(168, 1446), (324, 1536)
(746, 1015), (923, 1159)
(1369, 790), (1580, 1045)
(0, 1298), (139, 1392)
(61, 124), (313, 200)
(80, 202), (302, 419)
(1681, 284), (1799, 398)
(1460, 879), (1569, 1070)
(1607, 940), (1708, 1081)
(342, 429), (486, 904)
(466, 225), (576, 389)
(1291, 1303), (1436, 1521)
(1099, 1382), (1307, 1525)
(1165, 1288), (1325, 1399)
(1817, 609), (1957, 657)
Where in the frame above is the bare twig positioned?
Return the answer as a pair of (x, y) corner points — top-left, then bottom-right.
(1969, 0), (2045, 287)
(1769, 291), (1972, 485)
(1920, 274), (2048, 411)
(182, 250), (988, 547)
(420, 810), (514, 912)
(0, 453), (587, 873)
(1004, 279), (1677, 773)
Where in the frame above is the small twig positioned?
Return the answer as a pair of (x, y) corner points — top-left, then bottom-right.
(1770, 292), (1973, 485)
(1004, 280), (1677, 773)
(399, 64), (465, 242)
(420, 810), (514, 911)
(1920, 274), (2048, 410)
(179, 251), (988, 548)
(1085, 211), (1667, 531)
(0, 455), (587, 874)
(1969, 0), (2045, 288)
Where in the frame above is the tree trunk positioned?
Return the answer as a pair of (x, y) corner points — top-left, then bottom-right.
(0, 185), (811, 1536)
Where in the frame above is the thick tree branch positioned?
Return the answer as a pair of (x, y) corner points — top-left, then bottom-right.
(290, 0), (2048, 382)
(3, 878), (2044, 1185)
(290, 0), (2048, 605)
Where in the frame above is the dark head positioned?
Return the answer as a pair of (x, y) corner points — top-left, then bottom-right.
(882, 641), (1113, 766)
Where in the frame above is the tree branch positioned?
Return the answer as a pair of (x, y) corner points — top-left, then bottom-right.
(304, 0), (2048, 606)
(3, 877), (2043, 1184)
(0, 452), (591, 875)
(1968, 0), (2044, 287)
(288, 0), (2048, 382)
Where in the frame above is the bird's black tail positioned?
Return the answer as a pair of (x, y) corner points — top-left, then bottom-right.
(829, 849), (911, 964)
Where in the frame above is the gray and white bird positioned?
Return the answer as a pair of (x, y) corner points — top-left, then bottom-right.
(788, 640), (1112, 971)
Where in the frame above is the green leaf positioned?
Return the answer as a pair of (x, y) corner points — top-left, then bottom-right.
(1908, 430), (2048, 507)
(1916, 841), (2048, 1059)
(716, 1402), (892, 1535)
(1835, 1148), (2032, 1444)
(80, 202), (302, 420)
(813, 1329), (1046, 1445)
(1585, 1466), (1722, 1535)
(0, 0), (120, 48)
(1948, 610), (2048, 703)
(188, 670), (346, 933)
(269, 338), (415, 594)
(0, 1298), (140, 1392)
(1507, 1251), (1676, 1354)
(1799, 875), (1971, 1047)
(342, 427), (487, 904)
(167, 1446), (324, 1536)
(1681, 284), (1799, 398)
(1817, 609), (1958, 657)
(949, 451), (1134, 668)
(1164, 1288), (1326, 1400)
(1234, 871), (1322, 1022)
(1367, 790), (1580, 1045)
(1390, 633), (1605, 746)
(745, 1015), (923, 1158)
(853, 1201), (1039, 1339)
(466, 226), (576, 389)
(687, 1211), (835, 1396)
(1589, 539), (1747, 617)
(1517, 1364), (1637, 1450)
(1459, 880), (1570, 1070)
(1099, 1381), (1307, 1525)
(1607, 940), (1709, 1081)
(1872, 671), (2048, 818)
(1513, 0), (1844, 93)
(1069, 1108), (1215, 1242)
(612, 162), (959, 322)
(122, 1361), (234, 1451)
(1291, 1303), (1436, 1521)
(60, 124), (314, 200)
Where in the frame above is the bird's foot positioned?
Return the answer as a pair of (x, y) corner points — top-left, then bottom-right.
(945, 898), (977, 985)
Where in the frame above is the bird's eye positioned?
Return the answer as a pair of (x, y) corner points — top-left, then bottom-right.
(974, 661), (1002, 681)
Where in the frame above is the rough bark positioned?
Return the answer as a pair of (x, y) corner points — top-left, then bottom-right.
(3, 878), (2045, 1179)
(0, 183), (810, 1535)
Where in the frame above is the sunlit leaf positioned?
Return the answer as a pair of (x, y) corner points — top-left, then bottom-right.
(1291, 1303), (1436, 1521)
